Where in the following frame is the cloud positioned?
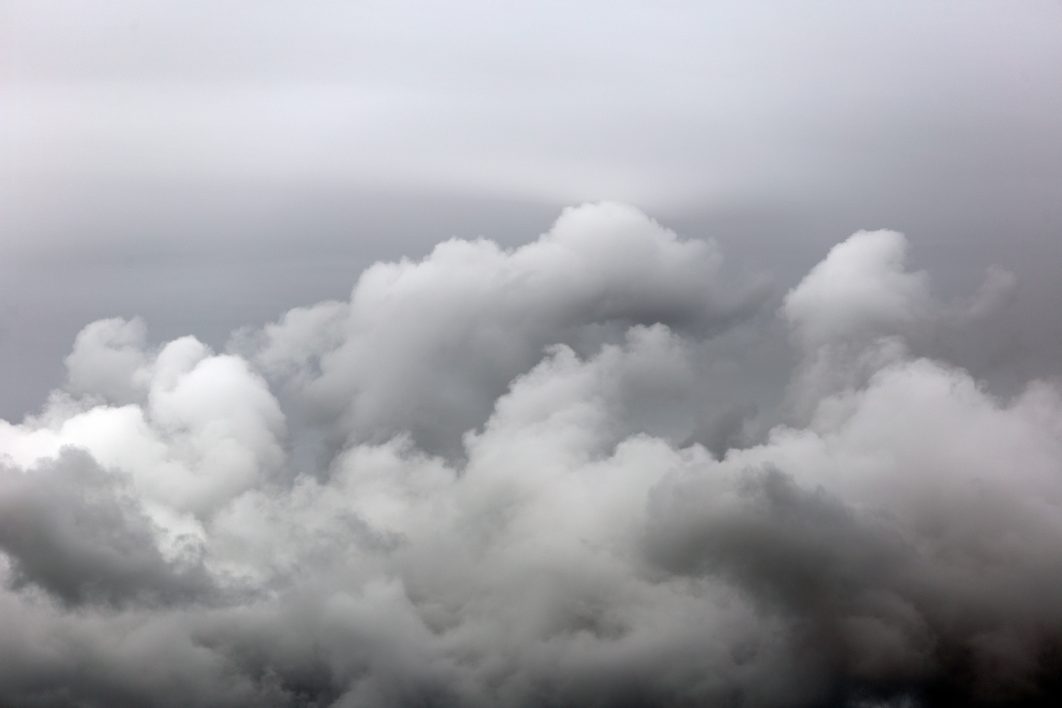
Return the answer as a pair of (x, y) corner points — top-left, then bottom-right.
(780, 229), (1020, 423)
(0, 449), (214, 608)
(243, 201), (763, 459)
(783, 230), (931, 349)
(1, 204), (1061, 706)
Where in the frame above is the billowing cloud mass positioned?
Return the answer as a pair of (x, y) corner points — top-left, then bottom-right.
(2, 203), (1061, 707)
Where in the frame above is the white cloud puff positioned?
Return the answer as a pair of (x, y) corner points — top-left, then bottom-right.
(0, 204), (1059, 707)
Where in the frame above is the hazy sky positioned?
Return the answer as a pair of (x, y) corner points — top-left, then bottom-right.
(4, 0), (1062, 417)
(2, 3), (1062, 707)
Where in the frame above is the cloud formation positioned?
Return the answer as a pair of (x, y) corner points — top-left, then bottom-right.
(1, 204), (1061, 707)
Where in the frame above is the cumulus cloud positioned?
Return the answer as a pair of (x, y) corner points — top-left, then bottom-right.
(0, 450), (213, 608)
(783, 230), (931, 349)
(241, 202), (763, 459)
(1, 204), (1061, 707)
(780, 229), (1020, 423)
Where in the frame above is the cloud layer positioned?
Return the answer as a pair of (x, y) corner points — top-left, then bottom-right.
(1, 204), (1060, 707)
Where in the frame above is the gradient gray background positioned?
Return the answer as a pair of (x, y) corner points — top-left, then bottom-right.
(3, 0), (1061, 418)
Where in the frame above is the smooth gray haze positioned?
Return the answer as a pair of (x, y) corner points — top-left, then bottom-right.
(2, 2), (1062, 707)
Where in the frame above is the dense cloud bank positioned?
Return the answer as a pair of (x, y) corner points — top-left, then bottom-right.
(1, 204), (1060, 707)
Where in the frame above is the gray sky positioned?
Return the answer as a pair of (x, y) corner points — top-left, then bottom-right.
(4, 0), (1062, 418)
(5, 4), (1062, 706)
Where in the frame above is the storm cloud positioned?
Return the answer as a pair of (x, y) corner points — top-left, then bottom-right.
(0, 203), (1060, 706)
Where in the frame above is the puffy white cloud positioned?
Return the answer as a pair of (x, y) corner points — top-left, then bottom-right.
(781, 229), (1020, 423)
(64, 317), (152, 404)
(247, 201), (761, 459)
(0, 204), (1060, 706)
(783, 230), (930, 349)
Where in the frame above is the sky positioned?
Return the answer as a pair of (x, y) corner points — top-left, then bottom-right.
(2, 2), (1062, 706)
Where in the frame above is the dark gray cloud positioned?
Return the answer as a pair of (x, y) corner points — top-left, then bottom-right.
(0, 449), (214, 608)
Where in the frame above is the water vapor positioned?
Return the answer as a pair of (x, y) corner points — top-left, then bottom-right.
(1, 204), (1059, 707)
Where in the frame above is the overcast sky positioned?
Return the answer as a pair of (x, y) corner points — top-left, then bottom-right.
(4, 0), (1062, 418)
(2, 3), (1062, 707)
